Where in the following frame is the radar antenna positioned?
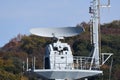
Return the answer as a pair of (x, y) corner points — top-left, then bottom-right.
(30, 27), (84, 40)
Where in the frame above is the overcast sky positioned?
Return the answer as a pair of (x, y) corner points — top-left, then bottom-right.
(0, 0), (120, 47)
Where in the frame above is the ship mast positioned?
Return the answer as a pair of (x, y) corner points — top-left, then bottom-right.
(89, 0), (111, 69)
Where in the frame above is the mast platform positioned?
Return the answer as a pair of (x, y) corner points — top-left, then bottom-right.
(27, 56), (102, 79)
(30, 69), (102, 79)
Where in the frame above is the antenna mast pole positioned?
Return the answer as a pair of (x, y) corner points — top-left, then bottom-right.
(90, 0), (100, 68)
(90, 0), (110, 68)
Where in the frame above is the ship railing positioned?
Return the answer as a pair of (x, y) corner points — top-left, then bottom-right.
(51, 56), (98, 70)
(25, 56), (99, 71)
(73, 56), (98, 70)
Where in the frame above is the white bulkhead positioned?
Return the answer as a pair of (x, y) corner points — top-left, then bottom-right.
(45, 41), (74, 69)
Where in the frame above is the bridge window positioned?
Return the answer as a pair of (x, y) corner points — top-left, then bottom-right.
(53, 47), (58, 51)
(61, 56), (64, 59)
(63, 47), (68, 51)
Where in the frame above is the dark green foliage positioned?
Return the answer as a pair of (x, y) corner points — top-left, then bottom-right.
(72, 39), (92, 56)
(0, 70), (20, 80)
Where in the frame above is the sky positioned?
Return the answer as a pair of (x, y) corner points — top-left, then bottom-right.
(0, 0), (120, 47)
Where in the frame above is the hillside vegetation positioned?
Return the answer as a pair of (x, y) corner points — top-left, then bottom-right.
(0, 20), (120, 80)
